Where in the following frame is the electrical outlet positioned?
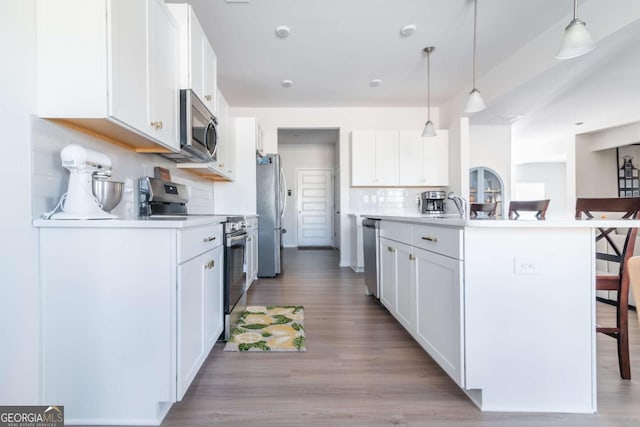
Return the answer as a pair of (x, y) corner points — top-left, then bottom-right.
(514, 257), (542, 275)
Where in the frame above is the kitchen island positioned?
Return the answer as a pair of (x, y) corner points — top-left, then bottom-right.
(360, 213), (637, 414)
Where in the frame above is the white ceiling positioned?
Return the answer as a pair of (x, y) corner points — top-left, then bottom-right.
(173, 0), (573, 107)
(474, 18), (640, 143)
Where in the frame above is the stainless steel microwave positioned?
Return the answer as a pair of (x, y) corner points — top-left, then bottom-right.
(163, 89), (218, 163)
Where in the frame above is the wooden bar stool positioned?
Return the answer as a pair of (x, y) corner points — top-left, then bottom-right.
(575, 197), (640, 380)
(627, 256), (640, 327)
(469, 202), (497, 218)
(508, 199), (550, 220)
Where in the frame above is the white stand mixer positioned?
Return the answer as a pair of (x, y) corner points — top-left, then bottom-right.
(50, 145), (118, 220)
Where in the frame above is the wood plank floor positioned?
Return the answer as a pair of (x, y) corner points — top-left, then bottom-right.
(162, 248), (640, 427)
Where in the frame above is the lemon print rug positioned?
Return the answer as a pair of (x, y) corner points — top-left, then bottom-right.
(224, 305), (306, 352)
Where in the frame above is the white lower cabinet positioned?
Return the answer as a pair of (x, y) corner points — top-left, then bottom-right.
(378, 221), (464, 387)
(414, 247), (463, 386)
(38, 222), (224, 425)
(394, 241), (415, 334)
(245, 218), (259, 289)
(177, 244), (223, 400)
(379, 237), (398, 312)
(379, 237), (416, 334)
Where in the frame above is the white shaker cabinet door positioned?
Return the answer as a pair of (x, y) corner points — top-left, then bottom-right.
(148, 0), (179, 150)
(177, 251), (207, 400)
(421, 130), (449, 186)
(399, 130), (423, 186)
(108, 0), (148, 134)
(414, 246), (463, 386)
(379, 237), (398, 313)
(188, 8), (204, 97)
(351, 129), (376, 186)
(394, 241), (415, 333)
(202, 39), (218, 115)
(204, 246), (224, 351)
(374, 130), (399, 186)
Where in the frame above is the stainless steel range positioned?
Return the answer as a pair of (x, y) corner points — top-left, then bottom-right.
(139, 177), (248, 340)
(222, 216), (248, 340)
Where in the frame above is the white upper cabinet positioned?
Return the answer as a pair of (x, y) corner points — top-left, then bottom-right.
(351, 129), (399, 186)
(36, 0), (179, 153)
(351, 128), (448, 187)
(202, 42), (218, 115)
(168, 4), (218, 116)
(148, 0), (179, 148)
(214, 90), (235, 179)
(399, 130), (449, 186)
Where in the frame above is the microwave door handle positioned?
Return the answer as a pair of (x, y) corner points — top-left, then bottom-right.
(208, 120), (218, 158)
(203, 121), (213, 156)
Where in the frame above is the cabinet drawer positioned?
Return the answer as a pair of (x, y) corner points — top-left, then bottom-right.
(412, 224), (462, 260)
(380, 221), (412, 243)
(178, 224), (223, 263)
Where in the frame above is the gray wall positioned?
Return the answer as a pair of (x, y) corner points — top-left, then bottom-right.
(278, 141), (337, 247)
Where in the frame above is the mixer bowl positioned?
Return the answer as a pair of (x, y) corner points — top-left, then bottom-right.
(92, 179), (124, 212)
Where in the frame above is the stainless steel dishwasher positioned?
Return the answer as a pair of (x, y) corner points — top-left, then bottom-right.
(362, 218), (381, 298)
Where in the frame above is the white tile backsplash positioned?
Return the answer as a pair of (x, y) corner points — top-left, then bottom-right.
(30, 116), (215, 219)
(349, 187), (445, 214)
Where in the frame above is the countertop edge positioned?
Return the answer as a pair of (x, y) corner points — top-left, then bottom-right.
(355, 213), (640, 228)
(33, 216), (228, 229)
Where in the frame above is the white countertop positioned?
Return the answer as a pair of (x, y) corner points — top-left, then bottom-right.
(355, 212), (640, 229)
(33, 215), (227, 229)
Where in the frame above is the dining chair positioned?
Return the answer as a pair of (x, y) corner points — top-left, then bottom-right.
(508, 199), (550, 220)
(469, 202), (497, 218)
(575, 197), (640, 380)
(627, 256), (640, 327)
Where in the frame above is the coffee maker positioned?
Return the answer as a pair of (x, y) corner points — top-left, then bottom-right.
(418, 190), (446, 214)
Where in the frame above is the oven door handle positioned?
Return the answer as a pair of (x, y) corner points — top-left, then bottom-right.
(226, 233), (248, 246)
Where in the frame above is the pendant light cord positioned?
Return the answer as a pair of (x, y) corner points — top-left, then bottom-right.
(573, 0), (578, 20)
(427, 51), (431, 121)
(472, 0), (478, 90)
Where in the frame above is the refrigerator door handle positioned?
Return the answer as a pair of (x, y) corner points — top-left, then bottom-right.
(280, 168), (287, 218)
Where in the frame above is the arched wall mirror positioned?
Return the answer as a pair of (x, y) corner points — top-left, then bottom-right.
(470, 167), (505, 218)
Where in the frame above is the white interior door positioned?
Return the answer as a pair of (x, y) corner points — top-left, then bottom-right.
(296, 169), (333, 247)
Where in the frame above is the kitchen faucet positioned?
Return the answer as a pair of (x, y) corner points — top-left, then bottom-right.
(447, 192), (467, 218)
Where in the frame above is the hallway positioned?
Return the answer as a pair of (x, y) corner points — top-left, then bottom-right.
(163, 248), (640, 426)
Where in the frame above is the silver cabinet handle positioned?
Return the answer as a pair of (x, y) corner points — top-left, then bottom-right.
(421, 236), (438, 242)
(204, 236), (217, 242)
(205, 260), (215, 269)
(205, 95), (212, 101)
(387, 246), (395, 253)
(409, 254), (416, 261)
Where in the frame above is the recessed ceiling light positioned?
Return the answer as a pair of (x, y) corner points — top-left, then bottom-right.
(400, 24), (417, 37)
(370, 79), (382, 87)
(275, 26), (290, 38)
(575, 121), (584, 126)
(281, 80), (293, 88)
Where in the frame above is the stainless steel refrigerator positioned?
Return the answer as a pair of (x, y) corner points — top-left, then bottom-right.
(256, 154), (286, 277)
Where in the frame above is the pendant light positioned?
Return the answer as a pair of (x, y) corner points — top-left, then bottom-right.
(422, 46), (436, 138)
(464, 0), (486, 114)
(556, 0), (595, 59)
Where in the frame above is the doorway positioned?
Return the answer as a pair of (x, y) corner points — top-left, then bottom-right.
(296, 169), (333, 247)
(277, 128), (339, 249)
